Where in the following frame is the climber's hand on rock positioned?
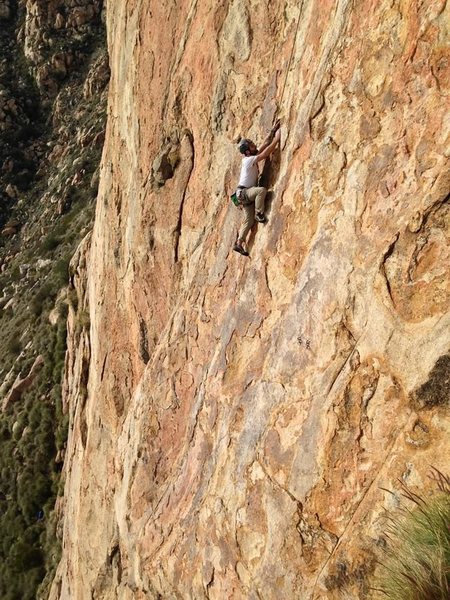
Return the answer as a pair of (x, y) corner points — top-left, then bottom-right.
(264, 121), (281, 145)
(274, 128), (281, 142)
(271, 119), (281, 135)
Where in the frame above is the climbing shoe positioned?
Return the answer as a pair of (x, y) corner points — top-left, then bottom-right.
(255, 211), (266, 223)
(233, 243), (249, 257)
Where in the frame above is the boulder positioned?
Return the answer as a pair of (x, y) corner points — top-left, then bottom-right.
(5, 183), (18, 198)
(36, 258), (52, 270)
(2, 355), (45, 411)
(19, 263), (31, 275)
(1, 226), (17, 236)
(54, 13), (65, 30)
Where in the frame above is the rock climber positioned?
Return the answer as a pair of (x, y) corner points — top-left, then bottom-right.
(232, 120), (281, 256)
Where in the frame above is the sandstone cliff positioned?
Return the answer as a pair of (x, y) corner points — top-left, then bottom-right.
(52, 1), (449, 598)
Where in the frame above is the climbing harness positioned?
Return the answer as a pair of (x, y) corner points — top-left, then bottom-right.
(230, 186), (248, 207)
(230, 192), (240, 207)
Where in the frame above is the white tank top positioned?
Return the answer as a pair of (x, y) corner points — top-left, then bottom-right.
(238, 156), (259, 188)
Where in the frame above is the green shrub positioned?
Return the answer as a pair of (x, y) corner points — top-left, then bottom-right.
(10, 265), (21, 281)
(17, 471), (51, 523)
(67, 288), (79, 311)
(375, 471), (450, 599)
(30, 282), (56, 317)
(77, 309), (90, 329)
(54, 257), (70, 284)
(55, 413), (69, 452)
(7, 335), (22, 356)
(41, 233), (62, 252)
(9, 539), (43, 571)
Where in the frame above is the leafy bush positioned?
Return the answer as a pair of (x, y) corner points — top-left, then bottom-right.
(375, 471), (450, 600)
(54, 257), (70, 285)
(41, 233), (62, 252)
(7, 335), (22, 356)
(0, 314), (69, 596)
(10, 265), (21, 281)
(30, 281), (57, 317)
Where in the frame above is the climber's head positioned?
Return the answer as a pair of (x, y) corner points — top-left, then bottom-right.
(238, 138), (258, 156)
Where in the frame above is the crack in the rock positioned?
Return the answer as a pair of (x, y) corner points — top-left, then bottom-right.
(407, 233), (428, 283)
(257, 458), (303, 509)
(379, 233), (400, 306)
(174, 132), (195, 263)
(309, 74), (333, 127)
(160, 0), (199, 123)
(430, 64), (442, 92)
(139, 317), (150, 364)
(100, 352), (108, 381)
(204, 566), (215, 598)
(325, 338), (360, 397)
(264, 263), (272, 300)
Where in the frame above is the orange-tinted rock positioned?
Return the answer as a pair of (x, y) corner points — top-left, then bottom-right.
(50, 1), (450, 599)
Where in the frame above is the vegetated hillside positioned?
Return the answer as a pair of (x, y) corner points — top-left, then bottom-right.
(0, 1), (108, 598)
(52, 1), (449, 599)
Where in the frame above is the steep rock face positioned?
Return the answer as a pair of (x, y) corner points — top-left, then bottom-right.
(52, 1), (449, 598)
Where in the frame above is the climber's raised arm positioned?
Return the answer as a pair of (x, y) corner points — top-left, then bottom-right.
(255, 127), (281, 162)
(257, 120), (281, 155)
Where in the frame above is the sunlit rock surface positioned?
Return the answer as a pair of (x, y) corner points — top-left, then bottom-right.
(51, 1), (449, 598)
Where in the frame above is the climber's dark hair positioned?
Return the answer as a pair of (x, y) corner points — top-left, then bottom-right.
(238, 138), (252, 154)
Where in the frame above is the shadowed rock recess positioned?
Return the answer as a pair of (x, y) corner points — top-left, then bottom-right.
(51, 1), (449, 599)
